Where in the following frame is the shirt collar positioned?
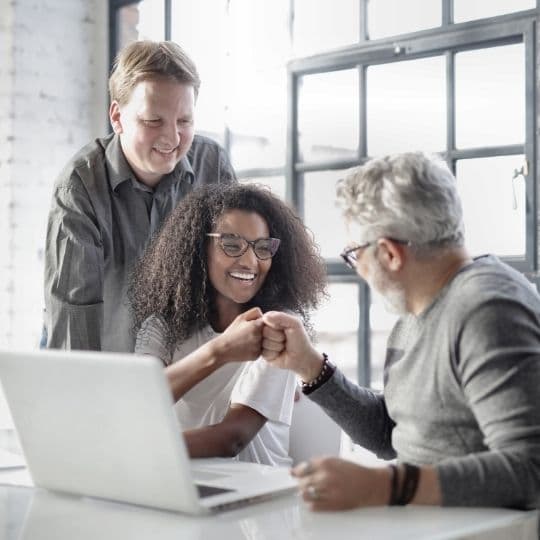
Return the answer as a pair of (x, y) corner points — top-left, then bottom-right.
(105, 133), (195, 192)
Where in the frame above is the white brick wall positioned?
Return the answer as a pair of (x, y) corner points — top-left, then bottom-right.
(0, 0), (108, 352)
(0, 2), (15, 351)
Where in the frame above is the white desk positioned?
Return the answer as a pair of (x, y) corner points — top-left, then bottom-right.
(0, 482), (537, 540)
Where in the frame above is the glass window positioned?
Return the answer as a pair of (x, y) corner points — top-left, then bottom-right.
(368, 0), (441, 40)
(228, 0), (291, 170)
(456, 155), (526, 257)
(117, 0), (165, 50)
(303, 169), (351, 259)
(293, 0), (359, 57)
(298, 69), (359, 163)
(367, 56), (446, 155)
(171, 0), (228, 144)
(455, 44), (525, 149)
(240, 176), (286, 200)
(311, 282), (359, 382)
(454, 0), (536, 23)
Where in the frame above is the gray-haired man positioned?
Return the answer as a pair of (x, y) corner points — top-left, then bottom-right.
(261, 152), (540, 512)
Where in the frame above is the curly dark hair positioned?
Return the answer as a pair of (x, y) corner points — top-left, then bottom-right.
(129, 183), (327, 345)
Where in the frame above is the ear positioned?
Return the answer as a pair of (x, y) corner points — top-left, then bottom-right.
(375, 238), (406, 273)
(109, 101), (123, 134)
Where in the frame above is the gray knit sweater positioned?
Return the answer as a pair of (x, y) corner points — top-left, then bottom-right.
(309, 255), (540, 509)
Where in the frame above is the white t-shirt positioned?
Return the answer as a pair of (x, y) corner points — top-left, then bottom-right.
(135, 315), (296, 467)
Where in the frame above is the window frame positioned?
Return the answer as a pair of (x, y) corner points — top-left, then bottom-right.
(287, 8), (538, 386)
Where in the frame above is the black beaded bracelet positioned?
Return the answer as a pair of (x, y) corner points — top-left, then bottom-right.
(301, 353), (335, 395)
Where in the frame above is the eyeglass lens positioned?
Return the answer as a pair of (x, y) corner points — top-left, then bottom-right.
(221, 235), (277, 260)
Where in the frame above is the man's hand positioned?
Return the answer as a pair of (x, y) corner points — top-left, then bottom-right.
(261, 311), (324, 382)
(292, 457), (392, 511)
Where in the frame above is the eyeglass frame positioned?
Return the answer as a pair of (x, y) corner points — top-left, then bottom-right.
(206, 232), (281, 260)
(340, 237), (411, 269)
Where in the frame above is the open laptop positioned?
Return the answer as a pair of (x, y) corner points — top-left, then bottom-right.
(0, 349), (296, 514)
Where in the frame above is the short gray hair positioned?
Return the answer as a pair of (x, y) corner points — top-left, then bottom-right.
(336, 152), (465, 251)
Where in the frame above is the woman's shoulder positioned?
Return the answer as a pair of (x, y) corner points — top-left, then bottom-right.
(135, 314), (172, 364)
(138, 313), (169, 336)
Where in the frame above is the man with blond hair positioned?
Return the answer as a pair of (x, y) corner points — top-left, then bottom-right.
(44, 41), (235, 352)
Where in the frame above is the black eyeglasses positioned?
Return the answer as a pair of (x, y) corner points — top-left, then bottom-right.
(340, 238), (411, 269)
(206, 233), (281, 260)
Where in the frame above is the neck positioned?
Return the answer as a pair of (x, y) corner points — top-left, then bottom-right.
(210, 297), (242, 333)
(406, 247), (472, 316)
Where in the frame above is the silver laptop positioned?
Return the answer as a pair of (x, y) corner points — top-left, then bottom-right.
(0, 349), (296, 514)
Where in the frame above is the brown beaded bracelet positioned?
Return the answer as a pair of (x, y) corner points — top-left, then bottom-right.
(301, 353), (335, 395)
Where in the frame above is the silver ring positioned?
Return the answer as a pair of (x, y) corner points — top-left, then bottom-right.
(306, 484), (320, 500)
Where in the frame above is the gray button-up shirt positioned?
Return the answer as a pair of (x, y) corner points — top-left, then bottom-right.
(44, 133), (236, 352)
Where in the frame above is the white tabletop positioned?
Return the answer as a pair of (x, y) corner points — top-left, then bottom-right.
(0, 482), (537, 540)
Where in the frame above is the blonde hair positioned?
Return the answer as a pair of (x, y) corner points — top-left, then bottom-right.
(109, 41), (200, 105)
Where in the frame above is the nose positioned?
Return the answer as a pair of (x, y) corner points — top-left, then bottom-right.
(159, 121), (180, 148)
(238, 244), (259, 266)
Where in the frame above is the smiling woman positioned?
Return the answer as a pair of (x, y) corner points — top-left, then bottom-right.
(128, 183), (327, 466)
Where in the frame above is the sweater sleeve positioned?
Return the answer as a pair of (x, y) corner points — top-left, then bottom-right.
(307, 368), (396, 460)
(436, 296), (540, 509)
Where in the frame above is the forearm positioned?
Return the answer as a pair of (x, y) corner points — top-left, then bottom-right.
(184, 405), (266, 458)
(374, 464), (442, 506)
(435, 450), (540, 509)
(308, 369), (396, 459)
(166, 340), (226, 402)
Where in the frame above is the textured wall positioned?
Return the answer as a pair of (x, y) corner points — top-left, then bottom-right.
(0, 0), (108, 351)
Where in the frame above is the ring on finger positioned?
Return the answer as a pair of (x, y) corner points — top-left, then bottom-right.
(306, 484), (320, 500)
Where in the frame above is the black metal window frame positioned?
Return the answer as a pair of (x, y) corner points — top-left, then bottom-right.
(287, 8), (538, 385)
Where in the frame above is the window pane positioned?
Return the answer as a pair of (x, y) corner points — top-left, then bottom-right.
(298, 70), (358, 163)
(240, 176), (286, 200)
(454, 0), (536, 23)
(228, 0), (290, 170)
(117, 0), (165, 49)
(171, 0), (227, 144)
(455, 44), (525, 149)
(311, 282), (359, 382)
(456, 155), (526, 257)
(368, 0), (441, 40)
(293, 0), (359, 57)
(367, 56), (446, 155)
(303, 169), (350, 259)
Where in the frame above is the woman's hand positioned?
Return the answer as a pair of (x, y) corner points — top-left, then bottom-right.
(292, 457), (391, 511)
(261, 311), (325, 382)
(211, 307), (265, 364)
